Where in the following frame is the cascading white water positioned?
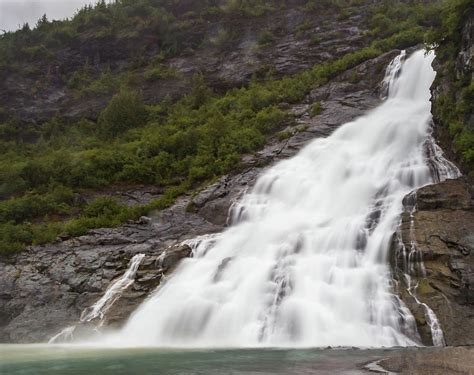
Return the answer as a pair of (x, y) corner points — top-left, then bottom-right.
(48, 253), (146, 343)
(100, 50), (456, 348)
(48, 325), (76, 344)
(80, 253), (145, 324)
(381, 50), (406, 99)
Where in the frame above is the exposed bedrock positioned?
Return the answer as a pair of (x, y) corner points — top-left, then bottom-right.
(395, 177), (474, 346)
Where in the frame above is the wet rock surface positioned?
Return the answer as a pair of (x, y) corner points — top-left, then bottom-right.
(395, 177), (474, 346)
(0, 51), (399, 343)
(0, 238), (195, 343)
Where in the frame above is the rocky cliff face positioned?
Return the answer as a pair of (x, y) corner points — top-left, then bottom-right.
(394, 177), (474, 346)
(0, 50), (396, 343)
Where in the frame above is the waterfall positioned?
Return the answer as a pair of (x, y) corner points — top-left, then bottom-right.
(80, 253), (145, 324)
(47, 253), (145, 343)
(99, 50), (455, 348)
(381, 49), (406, 99)
(404, 275), (447, 347)
(48, 325), (76, 344)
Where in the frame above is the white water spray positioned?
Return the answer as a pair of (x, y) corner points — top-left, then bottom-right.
(404, 274), (447, 347)
(48, 325), (76, 344)
(100, 50), (457, 348)
(80, 253), (145, 323)
(48, 253), (145, 343)
(381, 50), (406, 99)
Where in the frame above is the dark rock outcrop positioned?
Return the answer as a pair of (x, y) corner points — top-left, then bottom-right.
(0, 50), (395, 343)
(395, 177), (474, 346)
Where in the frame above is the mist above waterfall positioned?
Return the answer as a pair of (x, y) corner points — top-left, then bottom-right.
(96, 50), (453, 348)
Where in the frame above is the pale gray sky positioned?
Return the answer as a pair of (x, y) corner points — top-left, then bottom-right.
(0, 0), (102, 32)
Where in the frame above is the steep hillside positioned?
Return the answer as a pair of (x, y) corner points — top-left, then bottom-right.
(430, 0), (473, 175)
(1, 0), (376, 123)
(0, 0), (443, 255)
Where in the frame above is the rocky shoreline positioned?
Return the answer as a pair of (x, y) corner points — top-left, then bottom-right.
(374, 346), (474, 374)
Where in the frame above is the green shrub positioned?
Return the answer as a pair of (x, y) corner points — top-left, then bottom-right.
(84, 197), (123, 218)
(295, 21), (310, 38)
(144, 67), (164, 81)
(98, 90), (148, 136)
(144, 65), (177, 82)
(310, 102), (322, 117)
(80, 71), (121, 96)
(22, 44), (51, 60)
(277, 130), (293, 140)
(455, 128), (474, 162)
(210, 28), (235, 50)
(0, 186), (74, 224)
(67, 68), (91, 90)
(258, 30), (275, 46)
(253, 106), (287, 133)
(370, 14), (394, 37)
(309, 34), (321, 45)
(222, 0), (275, 17)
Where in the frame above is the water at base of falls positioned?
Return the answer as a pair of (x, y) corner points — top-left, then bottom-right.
(95, 50), (457, 348)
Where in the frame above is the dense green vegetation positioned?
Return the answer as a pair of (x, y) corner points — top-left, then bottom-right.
(0, 0), (452, 254)
(428, 0), (473, 173)
(0, 0), (300, 105)
(0, 0), (351, 83)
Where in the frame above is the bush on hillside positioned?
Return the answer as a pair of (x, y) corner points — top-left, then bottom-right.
(98, 90), (148, 137)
